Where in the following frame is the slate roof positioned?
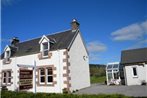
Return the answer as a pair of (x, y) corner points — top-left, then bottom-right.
(1, 30), (78, 59)
(120, 48), (147, 64)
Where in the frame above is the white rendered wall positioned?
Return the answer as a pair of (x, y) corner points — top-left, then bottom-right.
(0, 49), (66, 93)
(68, 32), (90, 91)
(125, 65), (146, 85)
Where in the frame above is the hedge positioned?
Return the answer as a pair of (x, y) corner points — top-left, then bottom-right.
(1, 91), (132, 98)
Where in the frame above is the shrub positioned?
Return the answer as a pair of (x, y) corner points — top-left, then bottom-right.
(1, 91), (131, 98)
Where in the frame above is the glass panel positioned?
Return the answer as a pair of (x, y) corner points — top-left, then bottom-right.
(3, 78), (6, 83)
(107, 70), (112, 72)
(133, 67), (137, 76)
(8, 78), (11, 83)
(107, 65), (113, 69)
(40, 76), (45, 82)
(3, 72), (7, 77)
(8, 71), (11, 77)
(43, 43), (48, 50)
(6, 51), (10, 57)
(43, 50), (48, 56)
(114, 72), (119, 79)
(108, 73), (112, 80)
(40, 69), (45, 75)
(47, 76), (53, 82)
(113, 64), (119, 68)
(47, 68), (52, 75)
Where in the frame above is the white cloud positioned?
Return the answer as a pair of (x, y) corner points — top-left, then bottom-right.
(111, 20), (147, 41)
(127, 39), (147, 49)
(87, 41), (107, 53)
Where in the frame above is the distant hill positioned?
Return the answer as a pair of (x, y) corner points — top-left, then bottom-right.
(89, 64), (106, 77)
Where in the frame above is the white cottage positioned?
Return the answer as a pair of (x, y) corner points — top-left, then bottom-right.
(121, 48), (147, 85)
(0, 19), (90, 93)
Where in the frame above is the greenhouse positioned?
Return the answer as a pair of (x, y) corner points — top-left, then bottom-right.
(106, 62), (121, 85)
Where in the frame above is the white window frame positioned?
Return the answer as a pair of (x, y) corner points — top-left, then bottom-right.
(132, 66), (138, 78)
(46, 68), (53, 84)
(5, 50), (11, 59)
(2, 72), (7, 85)
(42, 42), (49, 57)
(2, 71), (12, 85)
(39, 68), (46, 84)
(7, 71), (11, 84)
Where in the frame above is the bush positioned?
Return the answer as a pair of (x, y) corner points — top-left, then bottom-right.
(1, 91), (131, 98)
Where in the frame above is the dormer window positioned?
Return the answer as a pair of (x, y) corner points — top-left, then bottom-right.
(39, 35), (50, 59)
(5, 51), (10, 58)
(3, 45), (12, 64)
(42, 42), (49, 56)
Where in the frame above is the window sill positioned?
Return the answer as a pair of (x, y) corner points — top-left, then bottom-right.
(133, 76), (138, 78)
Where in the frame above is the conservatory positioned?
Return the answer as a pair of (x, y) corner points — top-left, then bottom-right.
(106, 62), (121, 85)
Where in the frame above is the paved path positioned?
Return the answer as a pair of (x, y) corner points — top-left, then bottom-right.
(76, 84), (147, 97)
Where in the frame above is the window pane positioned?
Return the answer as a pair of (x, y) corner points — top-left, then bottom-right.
(8, 78), (11, 83)
(8, 71), (11, 77)
(114, 73), (119, 79)
(133, 67), (137, 76)
(6, 51), (10, 57)
(107, 65), (112, 69)
(113, 64), (119, 68)
(47, 68), (52, 75)
(40, 76), (45, 82)
(40, 69), (45, 75)
(43, 43), (48, 50)
(43, 50), (48, 56)
(47, 76), (53, 82)
(3, 78), (6, 83)
(3, 72), (7, 77)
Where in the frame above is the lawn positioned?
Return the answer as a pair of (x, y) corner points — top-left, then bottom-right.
(90, 76), (106, 84)
(1, 91), (131, 98)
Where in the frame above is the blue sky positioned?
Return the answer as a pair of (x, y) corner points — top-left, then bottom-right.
(1, 0), (147, 64)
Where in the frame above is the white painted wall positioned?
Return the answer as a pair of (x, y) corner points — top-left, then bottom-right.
(125, 64), (147, 85)
(68, 32), (90, 91)
(0, 49), (66, 93)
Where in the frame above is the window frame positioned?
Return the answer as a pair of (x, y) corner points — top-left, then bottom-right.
(5, 50), (11, 59)
(42, 42), (49, 57)
(46, 68), (53, 84)
(39, 68), (46, 84)
(2, 70), (12, 85)
(132, 67), (138, 78)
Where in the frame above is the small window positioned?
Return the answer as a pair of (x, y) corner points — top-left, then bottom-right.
(7, 71), (11, 83)
(42, 42), (49, 56)
(5, 51), (10, 59)
(3, 72), (7, 84)
(2, 71), (12, 85)
(132, 67), (137, 77)
(40, 69), (45, 84)
(47, 68), (53, 83)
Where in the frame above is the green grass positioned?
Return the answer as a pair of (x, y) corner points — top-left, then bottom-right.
(1, 91), (131, 98)
(90, 76), (106, 84)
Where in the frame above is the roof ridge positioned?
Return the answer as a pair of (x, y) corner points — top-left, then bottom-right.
(18, 29), (71, 44)
(122, 47), (147, 52)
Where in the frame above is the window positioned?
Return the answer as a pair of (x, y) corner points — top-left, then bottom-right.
(47, 68), (53, 83)
(39, 67), (53, 85)
(42, 42), (49, 56)
(132, 67), (137, 77)
(2, 71), (12, 85)
(7, 71), (11, 84)
(40, 69), (45, 84)
(3, 72), (7, 84)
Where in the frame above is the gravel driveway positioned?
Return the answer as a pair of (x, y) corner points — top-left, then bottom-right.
(76, 84), (147, 97)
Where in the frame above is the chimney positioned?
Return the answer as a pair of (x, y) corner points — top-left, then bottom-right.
(11, 37), (19, 47)
(71, 19), (80, 32)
